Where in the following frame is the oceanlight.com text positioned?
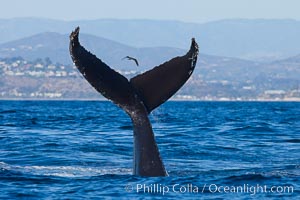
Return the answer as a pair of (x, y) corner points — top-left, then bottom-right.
(125, 183), (294, 196)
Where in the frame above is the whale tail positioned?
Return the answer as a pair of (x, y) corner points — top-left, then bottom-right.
(69, 27), (198, 176)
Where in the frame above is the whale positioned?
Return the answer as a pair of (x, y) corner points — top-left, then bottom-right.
(69, 27), (198, 176)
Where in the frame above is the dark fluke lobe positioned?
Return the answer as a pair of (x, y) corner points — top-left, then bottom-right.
(69, 27), (198, 176)
(130, 38), (198, 113)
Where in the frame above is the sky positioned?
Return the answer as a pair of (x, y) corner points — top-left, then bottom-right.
(1, 0), (300, 23)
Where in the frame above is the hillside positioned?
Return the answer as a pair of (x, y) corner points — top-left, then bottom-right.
(0, 32), (185, 70)
(0, 32), (299, 101)
(0, 18), (300, 60)
(0, 28), (299, 101)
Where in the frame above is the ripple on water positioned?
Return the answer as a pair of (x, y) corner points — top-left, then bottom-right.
(0, 101), (299, 199)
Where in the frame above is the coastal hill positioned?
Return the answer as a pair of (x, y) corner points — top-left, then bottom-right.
(0, 18), (300, 60)
(0, 18), (299, 101)
(0, 32), (299, 101)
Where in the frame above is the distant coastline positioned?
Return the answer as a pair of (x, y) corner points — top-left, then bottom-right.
(1, 98), (300, 102)
(1, 19), (299, 103)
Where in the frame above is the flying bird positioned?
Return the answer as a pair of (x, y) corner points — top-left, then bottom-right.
(122, 56), (139, 66)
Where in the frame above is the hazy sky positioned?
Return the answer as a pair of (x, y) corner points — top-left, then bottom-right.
(1, 0), (300, 23)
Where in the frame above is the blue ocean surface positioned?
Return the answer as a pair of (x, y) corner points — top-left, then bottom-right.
(0, 101), (299, 199)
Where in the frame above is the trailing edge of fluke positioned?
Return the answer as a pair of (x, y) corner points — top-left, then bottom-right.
(69, 27), (198, 176)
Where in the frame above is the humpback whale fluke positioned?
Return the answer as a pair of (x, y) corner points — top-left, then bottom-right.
(122, 56), (139, 66)
(69, 27), (198, 176)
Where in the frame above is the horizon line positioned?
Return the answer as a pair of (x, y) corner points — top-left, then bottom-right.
(1, 16), (300, 24)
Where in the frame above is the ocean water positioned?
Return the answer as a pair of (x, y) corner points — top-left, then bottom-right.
(0, 101), (299, 199)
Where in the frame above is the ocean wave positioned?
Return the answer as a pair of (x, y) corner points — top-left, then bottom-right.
(0, 162), (131, 178)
